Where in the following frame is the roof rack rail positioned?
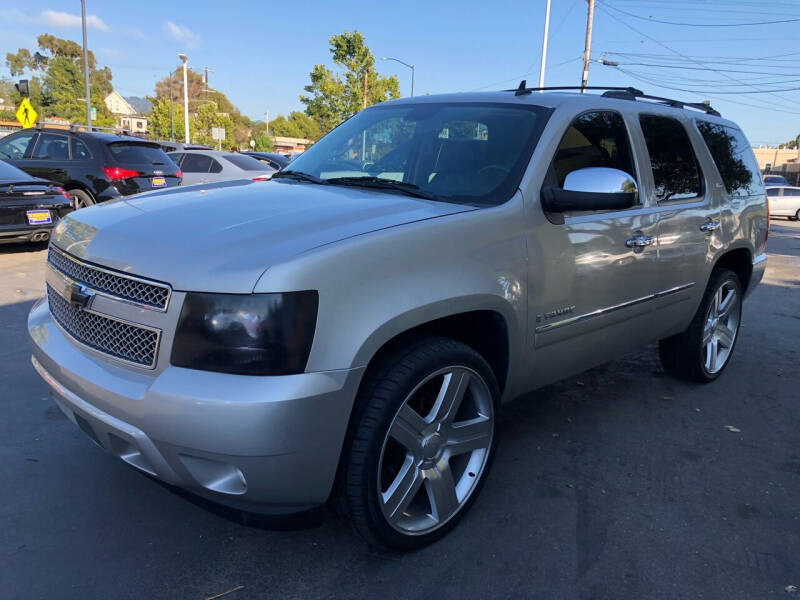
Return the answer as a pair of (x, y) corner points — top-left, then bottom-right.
(600, 88), (720, 116)
(34, 120), (134, 135)
(507, 80), (721, 117)
(508, 80), (644, 97)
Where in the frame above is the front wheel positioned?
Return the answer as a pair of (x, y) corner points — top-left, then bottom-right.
(339, 337), (499, 551)
(659, 268), (742, 382)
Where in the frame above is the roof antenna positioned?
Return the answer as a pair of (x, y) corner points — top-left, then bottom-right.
(515, 79), (531, 96)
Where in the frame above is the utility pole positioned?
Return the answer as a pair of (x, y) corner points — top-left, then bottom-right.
(264, 111), (269, 136)
(179, 53), (190, 144)
(581, 0), (595, 93)
(203, 66), (214, 99)
(538, 0), (552, 88)
(80, 0), (92, 128)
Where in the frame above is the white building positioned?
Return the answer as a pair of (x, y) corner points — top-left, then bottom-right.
(104, 91), (148, 134)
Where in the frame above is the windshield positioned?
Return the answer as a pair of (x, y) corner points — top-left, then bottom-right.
(287, 102), (549, 205)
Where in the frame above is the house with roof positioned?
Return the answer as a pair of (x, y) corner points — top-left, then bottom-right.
(104, 91), (149, 134)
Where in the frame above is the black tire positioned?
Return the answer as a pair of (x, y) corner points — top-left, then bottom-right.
(659, 268), (742, 383)
(794, 209), (800, 222)
(338, 336), (499, 551)
(68, 189), (94, 210)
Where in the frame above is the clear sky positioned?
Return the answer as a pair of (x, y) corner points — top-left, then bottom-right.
(2, 0), (799, 145)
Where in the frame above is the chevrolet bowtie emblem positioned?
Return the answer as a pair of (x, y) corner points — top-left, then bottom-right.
(68, 283), (95, 310)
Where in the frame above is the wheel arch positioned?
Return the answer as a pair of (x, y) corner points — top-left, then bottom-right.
(712, 246), (753, 294)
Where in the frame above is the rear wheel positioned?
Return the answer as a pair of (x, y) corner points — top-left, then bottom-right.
(340, 337), (498, 551)
(659, 268), (742, 383)
(794, 209), (800, 221)
(68, 189), (94, 210)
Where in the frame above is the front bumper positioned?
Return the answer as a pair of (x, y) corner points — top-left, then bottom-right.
(28, 299), (364, 514)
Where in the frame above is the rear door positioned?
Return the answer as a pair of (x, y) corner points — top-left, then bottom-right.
(775, 187), (800, 217)
(106, 141), (181, 194)
(25, 132), (72, 186)
(176, 152), (213, 185)
(637, 113), (717, 336)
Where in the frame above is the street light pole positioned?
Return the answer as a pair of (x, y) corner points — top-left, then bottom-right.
(381, 57), (415, 97)
(179, 53), (189, 143)
(80, 0), (92, 128)
(169, 71), (174, 142)
(538, 0), (552, 88)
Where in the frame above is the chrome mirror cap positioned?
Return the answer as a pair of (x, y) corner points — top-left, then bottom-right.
(563, 167), (638, 202)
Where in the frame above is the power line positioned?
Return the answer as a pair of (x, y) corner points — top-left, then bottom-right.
(595, 2), (800, 112)
(600, 2), (800, 26)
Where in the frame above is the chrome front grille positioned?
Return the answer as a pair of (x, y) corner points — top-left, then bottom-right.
(46, 283), (160, 368)
(47, 247), (170, 310)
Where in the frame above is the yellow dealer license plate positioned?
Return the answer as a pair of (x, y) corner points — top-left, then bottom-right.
(26, 210), (52, 225)
(151, 177), (167, 188)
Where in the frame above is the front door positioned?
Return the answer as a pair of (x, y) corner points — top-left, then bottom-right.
(528, 110), (660, 388)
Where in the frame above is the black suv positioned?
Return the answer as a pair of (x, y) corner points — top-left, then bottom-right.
(0, 127), (182, 209)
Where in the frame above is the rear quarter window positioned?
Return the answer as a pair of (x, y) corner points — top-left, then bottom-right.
(109, 143), (172, 165)
(223, 154), (272, 171)
(696, 121), (764, 197)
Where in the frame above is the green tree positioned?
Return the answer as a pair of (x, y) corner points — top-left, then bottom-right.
(147, 96), (184, 141)
(300, 30), (399, 134)
(251, 134), (274, 151)
(5, 34), (114, 125)
(270, 111), (322, 140)
(191, 102), (234, 148)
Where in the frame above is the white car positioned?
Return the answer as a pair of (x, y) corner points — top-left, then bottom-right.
(766, 185), (800, 220)
(168, 150), (275, 186)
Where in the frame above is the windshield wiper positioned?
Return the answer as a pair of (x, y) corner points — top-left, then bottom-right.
(271, 170), (327, 185)
(325, 176), (436, 200)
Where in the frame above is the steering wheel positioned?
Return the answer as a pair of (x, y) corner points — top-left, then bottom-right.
(478, 164), (511, 178)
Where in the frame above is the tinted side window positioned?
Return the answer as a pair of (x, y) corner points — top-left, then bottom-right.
(71, 138), (91, 160)
(787, 188), (800, 197)
(32, 133), (70, 160)
(0, 131), (37, 159)
(639, 115), (701, 202)
(209, 159), (222, 173)
(551, 111), (635, 187)
(696, 121), (763, 197)
(181, 153), (213, 173)
(766, 188), (780, 197)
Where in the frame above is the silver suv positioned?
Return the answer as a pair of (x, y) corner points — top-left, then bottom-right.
(28, 86), (768, 550)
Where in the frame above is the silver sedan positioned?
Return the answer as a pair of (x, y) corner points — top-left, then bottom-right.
(168, 150), (275, 186)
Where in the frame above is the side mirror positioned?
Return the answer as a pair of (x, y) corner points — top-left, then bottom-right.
(541, 167), (638, 213)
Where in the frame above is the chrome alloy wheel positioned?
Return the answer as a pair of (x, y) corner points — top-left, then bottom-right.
(377, 366), (494, 535)
(702, 280), (741, 374)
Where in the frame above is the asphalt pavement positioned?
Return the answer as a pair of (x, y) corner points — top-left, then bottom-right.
(2, 220), (799, 600)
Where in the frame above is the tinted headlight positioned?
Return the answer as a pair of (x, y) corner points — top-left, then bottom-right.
(171, 291), (318, 375)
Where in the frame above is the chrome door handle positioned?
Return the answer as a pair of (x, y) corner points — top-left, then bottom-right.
(699, 220), (721, 233)
(626, 235), (655, 248)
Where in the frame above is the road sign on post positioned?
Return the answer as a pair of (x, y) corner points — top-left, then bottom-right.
(15, 98), (37, 128)
(212, 127), (225, 150)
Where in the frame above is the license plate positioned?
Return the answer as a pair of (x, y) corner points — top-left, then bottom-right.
(151, 177), (167, 188)
(26, 210), (52, 225)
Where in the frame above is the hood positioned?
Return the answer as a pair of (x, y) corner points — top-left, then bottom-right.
(50, 179), (477, 293)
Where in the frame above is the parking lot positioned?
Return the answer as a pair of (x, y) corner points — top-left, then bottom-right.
(1, 219), (798, 600)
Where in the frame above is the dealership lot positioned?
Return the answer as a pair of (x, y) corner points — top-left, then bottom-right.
(1, 221), (799, 600)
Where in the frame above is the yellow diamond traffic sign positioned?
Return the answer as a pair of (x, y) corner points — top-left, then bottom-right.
(15, 98), (37, 128)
